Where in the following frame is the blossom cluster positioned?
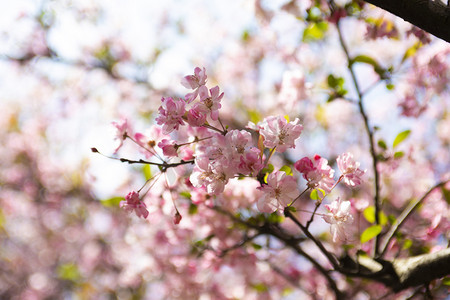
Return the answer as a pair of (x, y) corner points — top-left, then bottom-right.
(115, 67), (366, 243)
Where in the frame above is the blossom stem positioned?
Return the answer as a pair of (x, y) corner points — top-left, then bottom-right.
(202, 123), (226, 135)
(92, 148), (195, 171)
(126, 133), (164, 162)
(139, 172), (163, 198)
(164, 174), (179, 213)
(335, 16), (382, 256)
(176, 136), (213, 147)
(288, 187), (309, 207)
(263, 147), (277, 168)
(217, 117), (227, 133)
(305, 201), (322, 230)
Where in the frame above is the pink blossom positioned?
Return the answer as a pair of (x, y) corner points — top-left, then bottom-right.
(238, 147), (264, 175)
(406, 26), (431, 44)
(181, 67), (208, 103)
(155, 97), (186, 134)
(365, 20), (399, 40)
(259, 116), (303, 153)
(197, 85), (223, 121)
(120, 191), (149, 219)
(158, 139), (178, 157)
(257, 171), (298, 213)
(350, 197), (370, 212)
(180, 146), (194, 161)
(294, 155), (335, 193)
(190, 157), (232, 195)
(226, 129), (252, 157)
(133, 126), (169, 159)
(398, 93), (426, 117)
(111, 118), (130, 153)
(187, 103), (208, 127)
(323, 197), (353, 242)
(337, 152), (366, 187)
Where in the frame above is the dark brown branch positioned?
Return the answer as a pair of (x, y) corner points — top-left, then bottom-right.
(363, 0), (450, 43)
(392, 248), (450, 291)
(348, 248), (450, 291)
(284, 208), (340, 269)
(213, 207), (344, 299)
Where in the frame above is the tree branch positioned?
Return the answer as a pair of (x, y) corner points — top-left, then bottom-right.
(363, 0), (450, 43)
(334, 18), (382, 256)
(348, 248), (450, 291)
(379, 181), (449, 257)
(391, 247), (450, 291)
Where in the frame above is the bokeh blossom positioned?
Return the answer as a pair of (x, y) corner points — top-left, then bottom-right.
(323, 197), (354, 242)
(120, 191), (149, 219)
(337, 152), (366, 187)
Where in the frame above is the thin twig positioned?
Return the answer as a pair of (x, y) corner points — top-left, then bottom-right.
(335, 17), (382, 256)
(305, 201), (322, 230)
(284, 208), (340, 269)
(213, 206), (344, 299)
(217, 232), (260, 257)
(379, 181), (448, 257)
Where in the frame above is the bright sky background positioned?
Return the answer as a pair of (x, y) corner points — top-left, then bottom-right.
(0, 0), (448, 199)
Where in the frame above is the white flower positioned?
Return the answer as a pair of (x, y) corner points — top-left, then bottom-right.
(323, 197), (354, 242)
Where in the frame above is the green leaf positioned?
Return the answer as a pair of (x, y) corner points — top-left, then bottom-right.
(241, 29), (250, 42)
(262, 164), (275, 184)
(377, 139), (387, 150)
(248, 110), (262, 124)
(303, 22), (328, 42)
(350, 55), (389, 79)
(401, 41), (422, 63)
(351, 55), (378, 67)
(360, 225), (382, 243)
(286, 206), (297, 212)
(402, 239), (413, 250)
(180, 191), (191, 199)
(394, 151), (404, 159)
(327, 74), (347, 101)
(363, 206), (376, 223)
(263, 172), (269, 184)
(100, 196), (123, 207)
(442, 277), (450, 286)
(310, 188), (325, 201)
(57, 263), (81, 282)
(252, 283), (269, 292)
(282, 287), (294, 296)
(268, 212), (284, 223)
(0, 209), (5, 230)
(363, 206), (387, 225)
(442, 187), (450, 205)
(393, 130), (411, 148)
(279, 165), (293, 176)
(386, 83), (395, 90)
(188, 203), (198, 215)
(251, 243), (262, 250)
(262, 164), (274, 174)
(142, 164), (152, 180)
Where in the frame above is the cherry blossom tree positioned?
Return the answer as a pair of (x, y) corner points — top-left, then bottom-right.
(1, 0), (449, 299)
